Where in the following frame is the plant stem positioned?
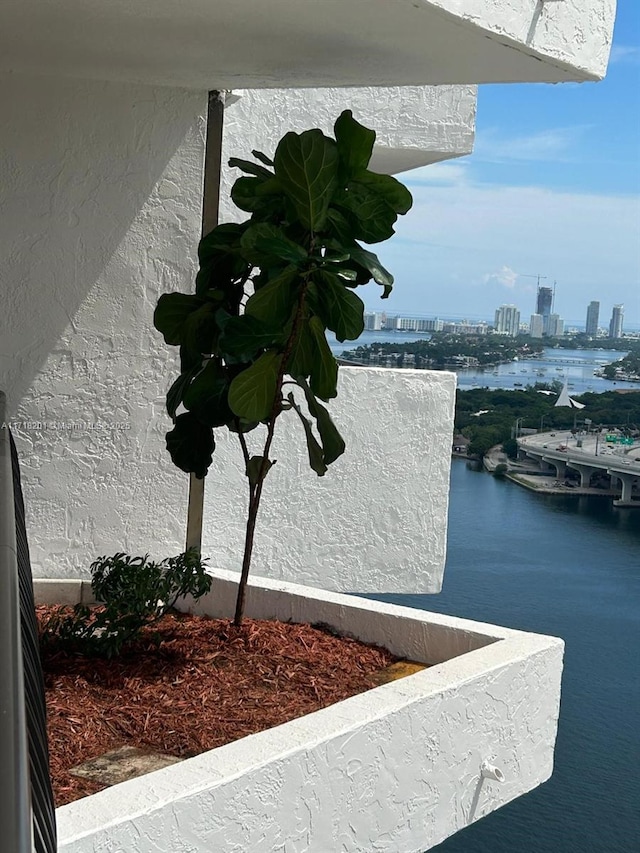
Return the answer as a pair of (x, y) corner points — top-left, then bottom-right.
(233, 281), (309, 626)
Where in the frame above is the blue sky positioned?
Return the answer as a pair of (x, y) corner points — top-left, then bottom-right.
(371, 1), (640, 330)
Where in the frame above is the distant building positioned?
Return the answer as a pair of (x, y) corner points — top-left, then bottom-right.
(421, 318), (444, 332)
(395, 316), (444, 332)
(529, 313), (544, 338)
(363, 311), (383, 331)
(585, 301), (600, 337)
(494, 304), (520, 337)
(536, 285), (553, 332)
(547, 313), (564, 337)
(384, 315), (398, 331)
(609, 304), (624, 339)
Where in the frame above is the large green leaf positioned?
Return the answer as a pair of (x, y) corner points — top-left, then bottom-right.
(344, 242), (394, 296)
(196, 224), (250, 296)
(241, 223), (308, 268)
(183, 359), (233, 427)
(245, 266), (298, 326)
(183, 302), (219, 357)
(334, 110), (375, 179)
(228, 350), (282, 421)
(252, 149), (274, 167)
(287, 394), (327, 477)
(154, 293), (204, 346)
(354, 170), (413, 215)
(308, 316), (338, 400)
(166, 364), (201, 419)
(315, 271), (365, 342)
(231, 175), (282, 215)
(299, 380), (345, 466)
(219, 314), (284, 362)
(245, 455), (275, 487)
(335, 182), (397, 244)
(286, 322), (315, 378)
(274, 130), (339, 231)
(165, 412), (215, 479)
(228, 157), (274, 180)
(198, 223), (245, 264)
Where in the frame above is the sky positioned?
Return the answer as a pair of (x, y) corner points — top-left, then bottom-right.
(370, 1), (640, 330)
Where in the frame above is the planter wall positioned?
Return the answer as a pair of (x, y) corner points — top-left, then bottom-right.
(35, 572), (564, 853)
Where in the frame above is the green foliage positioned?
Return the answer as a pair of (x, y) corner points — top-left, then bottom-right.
(494, 463), (508, 477)
(344, 333), (543, 369)
(40, 549), (211, 658)
(456, 387), (640, 459)
(154, 112), (411, 625)
(154, 111), (411, 483)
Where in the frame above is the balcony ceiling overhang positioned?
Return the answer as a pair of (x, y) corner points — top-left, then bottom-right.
(0, 0), (615, 89)
(224, 86), (477, 180)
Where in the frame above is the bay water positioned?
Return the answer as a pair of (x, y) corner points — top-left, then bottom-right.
(335, 336), (639, 849)
(329, 331), (639, 394)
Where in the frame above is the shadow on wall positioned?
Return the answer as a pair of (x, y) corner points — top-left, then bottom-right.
(0, 72), (203, 411)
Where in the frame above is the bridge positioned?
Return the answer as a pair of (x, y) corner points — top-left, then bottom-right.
(517, 431), (640, 507)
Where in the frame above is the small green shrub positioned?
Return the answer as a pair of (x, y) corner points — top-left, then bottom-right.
(41, 548), (211, 657)
(494, 463), (508, 477)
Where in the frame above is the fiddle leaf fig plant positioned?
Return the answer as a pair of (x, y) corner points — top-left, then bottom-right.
(154, 110), (412, 625)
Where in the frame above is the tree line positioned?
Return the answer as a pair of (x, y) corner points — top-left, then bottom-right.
(455, 385), (640, 458)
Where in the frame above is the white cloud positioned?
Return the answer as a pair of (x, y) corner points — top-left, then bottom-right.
(609, 45), (640, 64)
(370, 178), (640, 326)
(482, 266), (519, 289)
(404, 161), (470, 187)
(473, 127), (586, 163)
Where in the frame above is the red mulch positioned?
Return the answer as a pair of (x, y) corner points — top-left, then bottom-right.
(37, 607), (398, 806)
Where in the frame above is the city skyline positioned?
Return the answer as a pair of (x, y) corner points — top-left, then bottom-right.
(362, 292), (632, 335)
(363, 2), (640, 328)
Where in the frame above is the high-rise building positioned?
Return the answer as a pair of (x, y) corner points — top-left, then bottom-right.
(547, 314), (564, 337)
(585, 301), (600, 337)
(494, 304), (520, 337)
(536, 285), (553, 332)
(609, 304), (624, 339)
(529, 313), (544, 338)
(363, 311), (383, 331)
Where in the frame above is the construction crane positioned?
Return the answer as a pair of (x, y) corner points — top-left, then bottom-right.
(521, 273), (547, 289)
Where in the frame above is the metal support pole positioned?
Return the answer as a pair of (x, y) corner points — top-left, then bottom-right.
(186, 91), (225, 554)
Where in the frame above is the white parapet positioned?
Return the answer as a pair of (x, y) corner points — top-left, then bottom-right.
(202, 367), (456, 594)
(47, 571), (564, 853)
(0, 0), (615, 88)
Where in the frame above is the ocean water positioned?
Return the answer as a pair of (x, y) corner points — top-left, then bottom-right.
(373, 460), (640, 853)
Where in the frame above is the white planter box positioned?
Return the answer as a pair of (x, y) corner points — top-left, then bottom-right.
(35, 573), (563, 853)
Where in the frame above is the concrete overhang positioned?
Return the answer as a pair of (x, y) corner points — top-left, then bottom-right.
(0, 0), (615, 89)
(223, 86), (477, 181)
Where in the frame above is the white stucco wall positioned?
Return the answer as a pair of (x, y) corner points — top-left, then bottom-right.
(223, 85), (477, 179)
(202, 368), (455, 594)
(3, 73), (460, 593)
(51, 572), (564, 853)
(0, 73), (203, 571)
(0, 0), (615, 88)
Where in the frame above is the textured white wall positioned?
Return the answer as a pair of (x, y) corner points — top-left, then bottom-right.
(54, 572), (564, 853)
(4, 73), (459, 592)
(1, 73), (204, 575)
(223, 85), (477, 179)
(202, 368), (456, 594)
(0, 0), (615, 88)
